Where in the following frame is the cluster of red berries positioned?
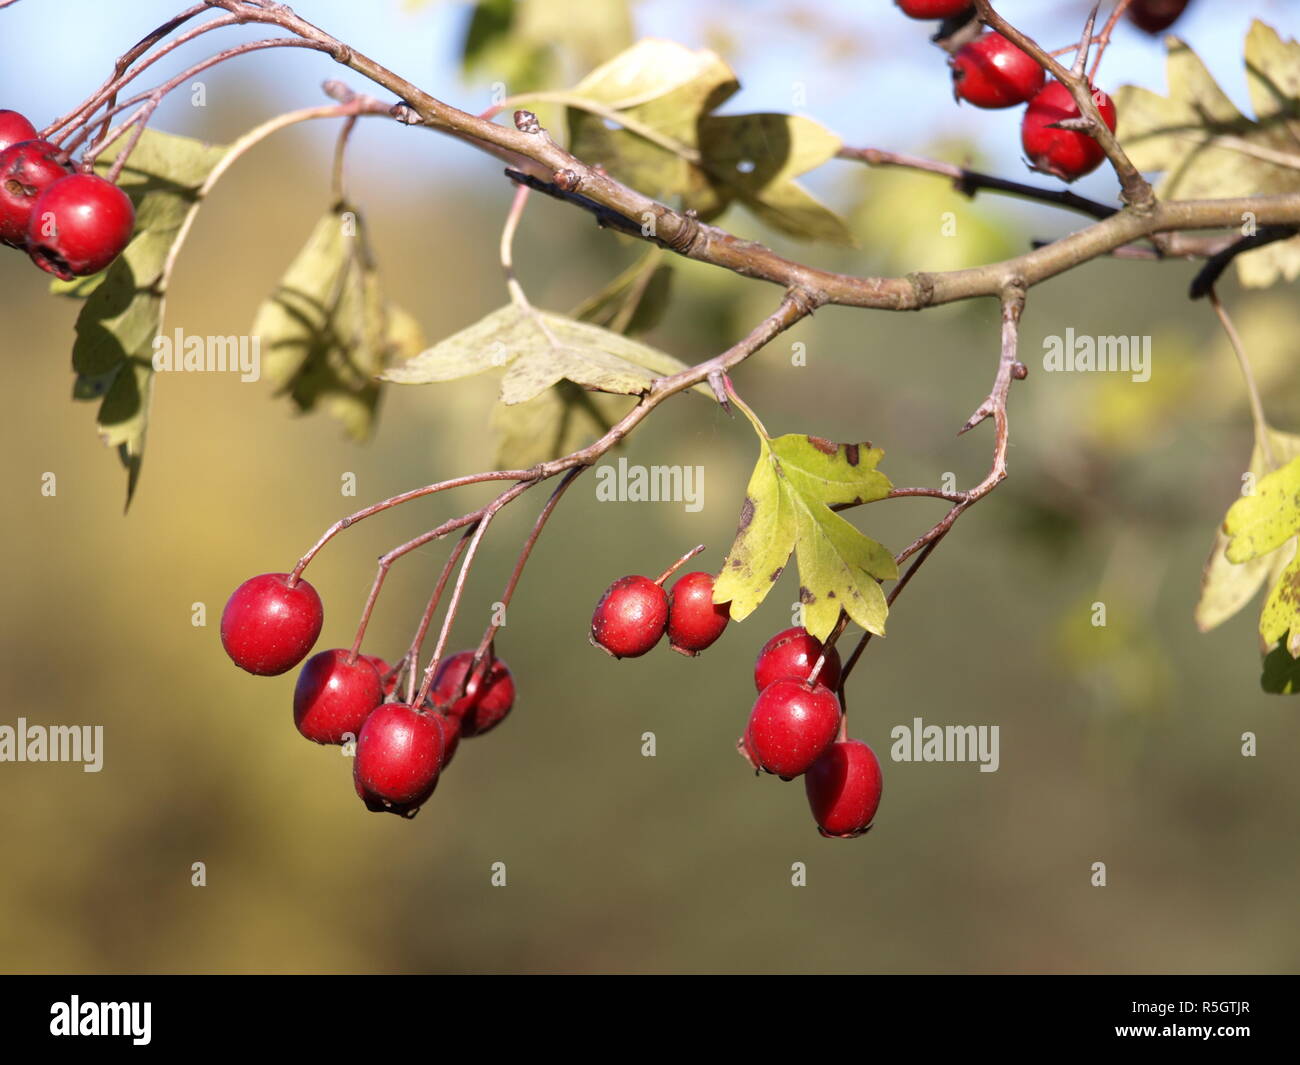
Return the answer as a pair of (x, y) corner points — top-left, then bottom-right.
(591, 565), (882, 838)
(892, 2), (1119, 183)
(220, 571), (514, 818)
(0, 109), (135, 280)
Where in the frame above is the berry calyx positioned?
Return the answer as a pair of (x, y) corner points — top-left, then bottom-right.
(804, 739), (884, 838)
(744, 680), (842, 779)
(893, 0), (971, 18)
(293, 649), (384, 745)
(754, 626), (842, 692)
(430, 651), (515, 737)
(0, 140), (68, 247)
(590, 575), (668, 658)
(951, 33), (1045, 109)
(666, 571), (730, 655)
(1128, 0), (1189, 34)
(1021, 81), (1118, 182)
(27, 172), (135, 279)
(353, 703), (445, 816)
(0, 110), (38, 155)
(220, 572), (323, 676)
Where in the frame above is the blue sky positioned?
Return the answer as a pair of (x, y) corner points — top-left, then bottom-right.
(1, 0), (1296, 201)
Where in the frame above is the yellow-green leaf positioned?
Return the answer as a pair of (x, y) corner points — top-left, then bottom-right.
(1223, 452), (1300, 563)
(715, 409), (896, 639)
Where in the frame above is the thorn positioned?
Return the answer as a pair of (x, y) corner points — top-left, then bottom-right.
(959, 402), (993, 435)
(1048, 117), (1095, 133)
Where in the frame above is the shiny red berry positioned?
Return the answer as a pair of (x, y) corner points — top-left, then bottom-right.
(951, 32), (1044, 109)
(805, 739), (884, 838)
(0, 140), (68, 247)
(220, 572), (323, 676)
(293, 649), (383, 745)
(1128, 0), (1189, 33)
(353, 703), (446, 816)
(590, 575), (668, 658)
(27, 172), (135, 278)
(361, 654), (398, 696)
(430, 651), (515, 737)
(754, 626), (842, 692)
(894, 0), (971, 18)
(744, 680), (842, 779)
(1021, 81), (1118, 182)
(0, 110), (38, 155)
(437, 711), (462, 768)
(666, 571), (730, 655)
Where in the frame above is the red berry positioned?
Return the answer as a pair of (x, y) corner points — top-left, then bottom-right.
(744, 680), (842, 779)
(666, 571), (730, 655)
(590, 575), (668, 658)
(220, 572), (323, 676)
(27, 172), (135, 279)
(1128, 0), (1189, 34)
(951, 33), (1045, 109)
(805, 739), (884, 838)
(293, 649), (383, 745)
(361, 654), (398, 696)
(1021, 81), (1118, 182)
(430, 651), (515, 737)
(353, 703), (445, 815)
(437, 711), (462, 768)
(754, 626), (842, 692)
(0, 110), (38, 155)
(894, 0), (971, 18)
(0, 140), (68, 247)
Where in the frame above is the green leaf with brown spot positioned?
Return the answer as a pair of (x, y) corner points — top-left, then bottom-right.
(715, 403), (896, 639)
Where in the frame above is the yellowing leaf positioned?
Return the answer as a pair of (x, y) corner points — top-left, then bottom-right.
(382, 302), (687, 404)
(1115, 23), (1300, 288)
(254, 204), (420, 441)
(565, 39), (850, 243)
(1196, 429), (1300, 631)
(1223, 452), (1300, 563)
(714, 404), (896, 640)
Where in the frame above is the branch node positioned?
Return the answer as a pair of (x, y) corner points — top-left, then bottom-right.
(390, 102), (420, 125)
(514, 109), (542, 134)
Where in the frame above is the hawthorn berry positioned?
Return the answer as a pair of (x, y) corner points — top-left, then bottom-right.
(804, 739), (884, 838)
(361, 654), (398, 696)
(353, 702), (445, 815)
(0, 110), (38, 155)
(430, 651), (515, 737)
(0, 140), (68, 247)
(951, 33), (1044, 109)
(27, 172), (135, 279)
(293, 649), (383, 745)
(893, 0), (971, 18)
(590, 575), (668, 658)
(754, 626), (842, 692)
(1128, 0), (1189, 34)
(744, 679), (842, 779)
(437, 711), (462, 768)
(220, 572), (323, 676)
(1021, 81), (1118, 182)
(666, 571), (730, 655)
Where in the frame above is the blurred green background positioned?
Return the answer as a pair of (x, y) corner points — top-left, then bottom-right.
(1, 0), (1298, 974)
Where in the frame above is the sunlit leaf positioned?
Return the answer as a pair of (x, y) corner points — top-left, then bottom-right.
(1115, 23), (1300, 287)
(714, 402), (896, 639)
(62, 128), (230, 508)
